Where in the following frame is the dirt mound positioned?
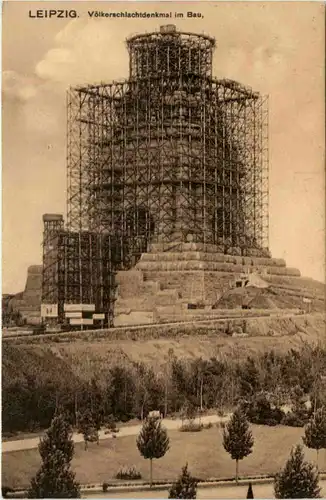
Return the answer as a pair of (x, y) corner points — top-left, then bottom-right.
(216, 287), (277, 309)
(249, 291), (277, 309)
(215, 282), (325, 312)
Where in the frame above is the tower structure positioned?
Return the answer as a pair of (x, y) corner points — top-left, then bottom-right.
(41, 217), (119, 329)
(42, 214), (65, 324)
(44, 25), (313, 330)
(67, 24), (269, 261)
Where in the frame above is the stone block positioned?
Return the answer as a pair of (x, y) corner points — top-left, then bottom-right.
(114, 311), (154, 326)
(268, 266), (301, 277)
(116, 270), (144, 298)
(141, 280), (161, 294)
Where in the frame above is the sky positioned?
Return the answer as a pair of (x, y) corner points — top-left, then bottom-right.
(2, 1), (325, 293)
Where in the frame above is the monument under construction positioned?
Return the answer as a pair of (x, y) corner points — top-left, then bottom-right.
(40, 25), (321, 330)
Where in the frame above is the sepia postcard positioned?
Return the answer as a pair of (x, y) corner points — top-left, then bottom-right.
(2, 2), (326, 499)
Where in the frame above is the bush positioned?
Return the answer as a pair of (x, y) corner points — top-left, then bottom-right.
(105, 415), (117, 431)
(88, 430), (99, 442)
(2, 486), (14, 498)
(120, 414), (132, 423)
(102, 482), (108, 492)
(216, 421), (226, 429)
(282, 412), (306, 428)
(2, 432), (15, 439)
(116, 465), (142, 480)
(107, 414), (116, 424)
(180, 422), (203, 432)
(282, 404), (311, 428)
(203, 422), (213, 429)
(243, 394), (284, 426)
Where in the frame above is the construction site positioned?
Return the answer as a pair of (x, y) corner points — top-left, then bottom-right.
(5, 25), (325, 333)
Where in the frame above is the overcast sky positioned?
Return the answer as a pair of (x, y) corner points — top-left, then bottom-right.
(2, 1), (325, 293)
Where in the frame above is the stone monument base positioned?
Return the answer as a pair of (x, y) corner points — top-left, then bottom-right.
(114, 242), (325, 326)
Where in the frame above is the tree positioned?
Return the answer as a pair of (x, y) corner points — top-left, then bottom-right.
(77, 409), (98, 450)
(37, 413), (74, 463)
(246, 482), (254, 499)
(89, 377), (105, 438)
(108, 366), (136, 421)
(134, 363), (164, 420)
(223, 409), (254, 483)
(274, 445), (320, 498)
(238, 357), (261, 398)
(245, 393), (284, 426)
(303, 407), (326, 468)
(136, 417), (170, 487)
(168, 464), (198, 499)
(28, 414), (80, 498)
(180, 401), (197, 426)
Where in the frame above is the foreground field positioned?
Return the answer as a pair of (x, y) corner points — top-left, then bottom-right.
(3, 424), (326, 490)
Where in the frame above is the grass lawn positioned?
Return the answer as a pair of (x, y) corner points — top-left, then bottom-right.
(2, 424), (324, 489)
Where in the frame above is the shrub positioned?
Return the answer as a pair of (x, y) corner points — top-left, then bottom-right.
(282, 402), (311, 428)
(216, 421), (226, 429)
(168, 464), (198, 498)
(120, 414), (132, 423)
(116, 465), (142, 480)
(244, 394), (284, 426)
(282, 412), (306, 428)
(203, 422), (213, 429)
(105, 415), (120, 433)
(2, 486), (14, 498)
(180, 422), (203, 432)
(105, 415), (117, 430)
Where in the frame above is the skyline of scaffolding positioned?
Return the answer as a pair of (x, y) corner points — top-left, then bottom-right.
(67, 25), (269, 256)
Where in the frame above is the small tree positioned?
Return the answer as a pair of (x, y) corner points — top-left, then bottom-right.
(28, 414), (80, 498)
(168, 464), (198, 499)
(303, 407), (326, 468)
(37, 413), (74, 463)
(223, 409), (254, 483)
(274, 445), (320, 499)
(92, 406), (104, 445)
(136, 417), (170, 487)
(78, 410), (98, 450)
